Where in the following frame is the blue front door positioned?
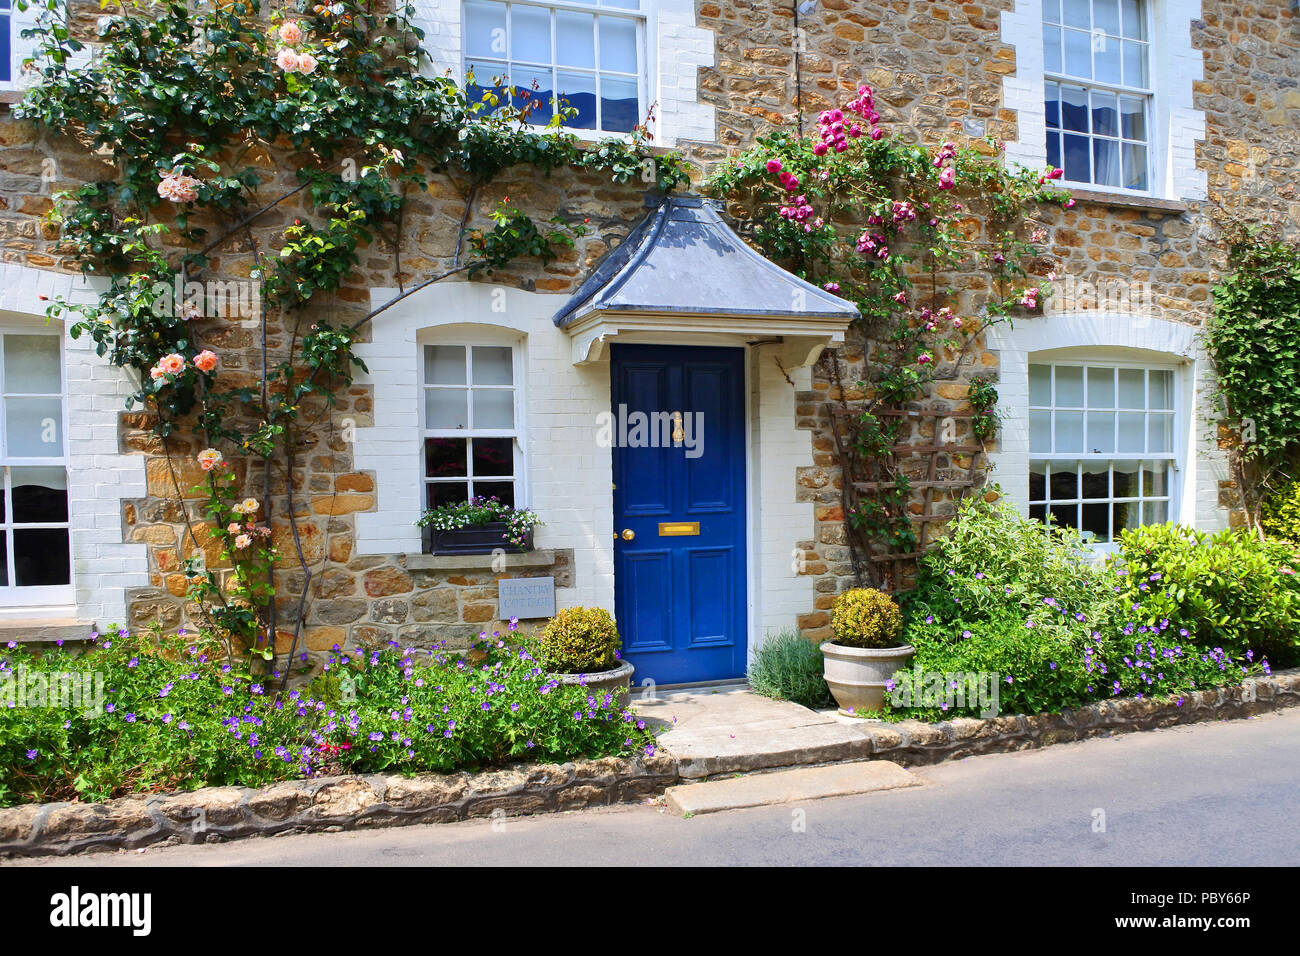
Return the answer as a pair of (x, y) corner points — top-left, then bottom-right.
(611, 345), (747, 685)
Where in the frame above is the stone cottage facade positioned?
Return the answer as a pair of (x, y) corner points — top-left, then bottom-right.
(0, 0), (1296, 684)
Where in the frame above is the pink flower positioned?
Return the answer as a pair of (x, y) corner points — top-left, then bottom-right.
(227, 523), (242, 535)
(823, 281), (840, 292)
(234, 534), (253, 550)
(918, 353), (932, 364)
(892, 291), (907, 304)
(1065, 198), (1076, 208)
(1047, 167), (1064, 180)
(278, 21), (303, 45)
(149, 353), (186, 381)
(297, 52), (318, 75)
(1020, 287), (1040, 308)
(197, 448), (224, 472)
(765, 158), (783, 173)
(193, 350), (218, 373)
(276, 47), (301, 72)
(870, 127), (884, 140)
(812, 142), (828, 156)
(938, 167), (957, 190)
(157, 173), (200, 203)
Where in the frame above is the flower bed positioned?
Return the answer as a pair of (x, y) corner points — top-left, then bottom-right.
(0, 627), (655, 810)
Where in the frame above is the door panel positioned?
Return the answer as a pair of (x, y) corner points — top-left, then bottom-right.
(611, 345), (747, 685)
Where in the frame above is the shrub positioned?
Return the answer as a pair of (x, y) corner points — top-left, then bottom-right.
(1111, 524), (1300, 667)
(537, 607), (622, 673)
(747, 631), (833, 708)
(831, 588), (904, 649)
(1261, 478), (1300, 545)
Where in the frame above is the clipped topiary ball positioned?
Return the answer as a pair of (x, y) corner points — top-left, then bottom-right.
(538, 606), (622, 673)
(830, 588), (904, 649)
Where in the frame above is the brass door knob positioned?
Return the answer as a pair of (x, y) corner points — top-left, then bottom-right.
(621, 529), (635, 541)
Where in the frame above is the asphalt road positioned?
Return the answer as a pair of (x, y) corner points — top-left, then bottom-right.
(17, 708), (1300, 867)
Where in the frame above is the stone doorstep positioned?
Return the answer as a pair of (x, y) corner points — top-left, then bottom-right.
(665, 761), (920, 816)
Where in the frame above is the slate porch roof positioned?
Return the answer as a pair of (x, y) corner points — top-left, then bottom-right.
(552, 194), (858, 329)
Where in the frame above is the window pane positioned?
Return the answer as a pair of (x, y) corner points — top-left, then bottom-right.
(1093, 137), (1121, 188)
(1064, 28), (1091, 78)
(1117, 367), (1145, 406)
(1094, 35), (1121, 84)
(557, 70), (597, 129)
(511, 4), (551, 63)
(1087, 367), (1115, 407)
(1062, 0), (1090, 28)
(1142, 500), (1167, 524)
(598, 15), (638, 72)
(471, 437), (514, 477)
(472, 389), (515, 429)
(556, 11), (596, 68)
(5, 398), (62, 457)
(1123, 143), (1148, 191)
(1048, 503), (1078, 530)
(1029, 364), (1052, 405)
(1045, 83), (1061, 128)
(1081, 502), (1109, 542)
(1094, 0), (1120, 34)
(1091, 90), (1119, 137)
(3, 335), (60, 394)
(1029, 409), (1052, 453)
(1121, 0), (1145, 39)
(426, 388), (468, 429)
(1030, 460), (1047, 500)
(1122, 40), (1147, 87)
(1117, 412), (1145, 452)
(1081, 460), (1110, 499)
(1149, 369), (1173, 409)
(427, 481), (469, 509)
(514, 67), (556, 124)
(1047, 131), (1062, 171)
(1054, 365), (1084, 406)
(425, 437), (468, 478)
(1044, 0), (1061, 21)
(0, 532), (6, 586)
(1055, 411), (1084, 452)
(1148, 413), (1173, 454)
(1087, 411), (1116, 453)
(1061, 85), (1088, 132)
(600, 75), (640, 133)
(424, 345), (466, 385)
(1044, 25), (1062, 73)
(13, 528), (70, 586)
(473, 480), (515, 508)
(465, 0), (507, 57)
(1113, 501), (1140, 534)
(1143, 461), (1168, 496)
(1063, 133), (1090, 182)
(11, 466), (68, 523)
(1030, 503), (1047, 524)
(1120, 95), (1146, 140)
(1049, 465), (1077, 500)
(1112, 460), (1140, 497)
(602, 0), (640, 8)
(471, 346), (513, 385)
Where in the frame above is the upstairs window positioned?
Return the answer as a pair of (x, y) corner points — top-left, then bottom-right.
(1, 0), (12, 85)
(463, 0), (645, 134)
(422, 343), (523, 509)
(1043, 0), (1151, 192)
(0, 332), (70, 599)
(1028, 361), (1177, 545)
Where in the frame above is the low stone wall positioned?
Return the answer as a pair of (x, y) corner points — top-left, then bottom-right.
(855, 669), (1300, 767)
(0, 754), (678, 859)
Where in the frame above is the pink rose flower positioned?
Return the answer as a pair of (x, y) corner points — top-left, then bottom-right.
(157, 173), (200, 203)
(938, 167), (957, 190)
(278, 21), (303, 45)
(276, 47), (301, 72)
(765, 158), (783, 173)
(297, 52), (318, 75)
(234, 534), (253, 550)
(197, 448), (224, 472)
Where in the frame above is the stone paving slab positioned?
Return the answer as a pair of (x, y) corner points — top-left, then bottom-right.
(664, 760), (919, 816)
(644, 684), (875, 779)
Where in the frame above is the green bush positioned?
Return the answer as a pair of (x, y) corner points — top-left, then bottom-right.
(1111, 524), (1300, 667)
(0, 627), (654, 809)
(1261, 478), (1300, 545)
(537, 607), (622, 673)
(747, 631), (833, 708)
(830, 588), (904, 648)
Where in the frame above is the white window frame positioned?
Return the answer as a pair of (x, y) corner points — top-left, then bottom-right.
(1027, 357), (1181, 549)
(461, 0), (649, 138)
(1042, 0), (1156, 196)
(0, 327), (73, 606)
(418, 335), (527, 512)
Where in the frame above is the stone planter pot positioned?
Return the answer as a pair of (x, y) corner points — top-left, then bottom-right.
(549, 660), (635, 710)
(423, 522), (533, 556)
(820, 641), (915, 716)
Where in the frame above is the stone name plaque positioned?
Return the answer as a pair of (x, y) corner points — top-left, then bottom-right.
(497, 576), (556, 620)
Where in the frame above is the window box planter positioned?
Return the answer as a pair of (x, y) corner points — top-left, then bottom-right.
(423, 522), (534, 556)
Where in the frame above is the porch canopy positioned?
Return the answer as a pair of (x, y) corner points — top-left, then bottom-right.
(554, 195), (858, 366)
